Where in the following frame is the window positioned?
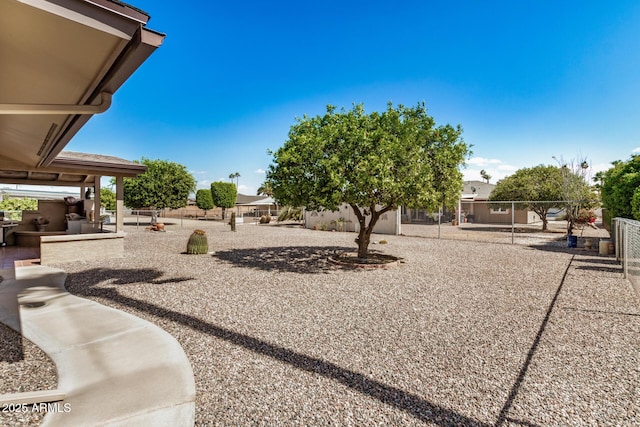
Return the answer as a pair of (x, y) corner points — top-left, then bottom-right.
(490, 207), (509, 214)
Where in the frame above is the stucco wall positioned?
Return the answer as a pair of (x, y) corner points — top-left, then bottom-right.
(303, 204), (400, 235)
(40, 232), (125, 265)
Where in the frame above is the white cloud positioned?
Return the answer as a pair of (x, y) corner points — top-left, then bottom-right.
(590, 162), (612, 175)
(238, 184), (257, 195)
(190, 170), (208, 175)
(196, 180), (211, 189)
(467, 157), (503, 166)
(633, 147), (640, 153)
(255, 168), (266, 174)
(462, 156), (519, 183)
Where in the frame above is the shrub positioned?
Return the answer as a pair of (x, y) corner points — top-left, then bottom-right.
(259, 215), (271, 224)
(313, 222), (328, 231)
(277, 206), (303, 221)
(186, 229), (208, 254)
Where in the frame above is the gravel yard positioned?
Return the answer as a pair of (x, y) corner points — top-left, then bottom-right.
(3, 219), (639, 426)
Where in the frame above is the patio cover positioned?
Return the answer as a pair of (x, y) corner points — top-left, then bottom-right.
(0, 0), (164, 169)
(0, 151), (146, 187)
(0, 0), (163, 232)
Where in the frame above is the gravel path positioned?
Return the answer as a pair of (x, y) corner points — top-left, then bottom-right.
(4, 219), (640, 426)
(0, 323), (57, 426)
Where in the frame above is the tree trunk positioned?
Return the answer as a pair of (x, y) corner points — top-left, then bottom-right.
(356, 225), (372, 259)
(541, 214), (548, 231)
(351, 203), (391, 259)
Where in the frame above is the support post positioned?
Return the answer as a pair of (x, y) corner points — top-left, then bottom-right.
(623, 222), (628, 279)
(511, 201), (515, 244)
(94, 178), (101, 225)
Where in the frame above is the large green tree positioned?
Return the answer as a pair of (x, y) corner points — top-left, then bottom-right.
(210, 181), (237, 220)
(195, 189), (214, 217)
(489, 164), (593, 231)
(266, 102), (469, 258)
(489, 165), (562, 231)
(601, 155), (640, 220)
(100, 187), (116, 211)
(0, 197), (37, 220)
(123, 158), (196, 211)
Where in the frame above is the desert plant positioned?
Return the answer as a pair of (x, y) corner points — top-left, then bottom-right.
(259, 215), (271, 224)
(313, 221), (328, 231)
(186, 229), (208, 254)
(32, 216), (50, 226)
(331, 217), (346, 232)
(277, 206), (303, 222)
(230, 212), (237, 231)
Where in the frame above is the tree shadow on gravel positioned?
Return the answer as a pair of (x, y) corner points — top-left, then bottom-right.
(574, 264), (622, 274)
(212, 246), (355, 274)
(64, 267), (489, 426)
(458, 226), (555, 234)
(573, 256), (618, 264)
(64, 268), (193, 296)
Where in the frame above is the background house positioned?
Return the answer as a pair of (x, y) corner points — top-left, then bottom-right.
(460, 180), (540, 224)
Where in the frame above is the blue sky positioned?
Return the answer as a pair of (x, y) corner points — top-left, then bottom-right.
(65, 0), (640, 195)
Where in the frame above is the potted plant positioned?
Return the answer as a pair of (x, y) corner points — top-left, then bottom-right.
(33, 216), (50, 232)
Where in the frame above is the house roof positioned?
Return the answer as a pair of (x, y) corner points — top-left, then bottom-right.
(237, 196), (276, 206)
(0, 0), (164, 171)
(462, 180), (495, 200)
(236, 194), (271, 205)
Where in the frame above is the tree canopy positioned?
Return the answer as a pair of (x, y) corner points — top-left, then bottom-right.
(266, 102), (469, 258)
(0, 197), (37, 220)
(195, 189), (214, 216)
(123, 158), (196, 210)
(210, 181), (237, 219)
(100, 187), (116, 211)
(601, 155), (640, 220)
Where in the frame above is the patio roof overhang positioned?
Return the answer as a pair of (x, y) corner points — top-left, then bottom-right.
(0, 151), (147, 187)
(0, 0), (164, 170)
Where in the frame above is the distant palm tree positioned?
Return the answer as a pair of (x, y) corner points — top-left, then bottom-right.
(229, 172), (240, 188)
(257, 182), (273, 197)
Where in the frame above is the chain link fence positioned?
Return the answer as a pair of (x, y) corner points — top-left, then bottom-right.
(401, 200), (606, 247)
(613, 218), (640, 296)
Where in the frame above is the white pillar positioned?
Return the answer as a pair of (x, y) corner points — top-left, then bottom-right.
(94, 178), (101, 221)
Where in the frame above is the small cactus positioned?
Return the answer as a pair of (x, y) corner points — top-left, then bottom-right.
(186, 229), (208, 254)
(230, 212), (237, 232)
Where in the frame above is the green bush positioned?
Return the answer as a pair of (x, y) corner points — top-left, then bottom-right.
(277, 206), (302, 222)
(259, 215), (271, 224)
(0, 197), (38, 220)
(186, 229), (208, 254)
